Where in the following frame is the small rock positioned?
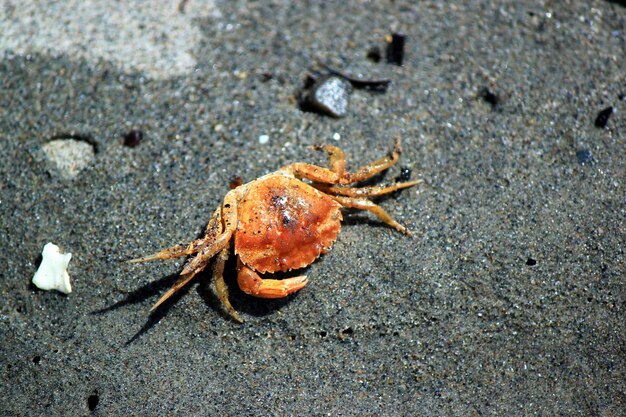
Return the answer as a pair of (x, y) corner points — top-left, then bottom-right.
(258, 134), (269, 144)
(576, 149), (593, 165)
(42, 139), (95, 180)
(304, 76), (351, 118)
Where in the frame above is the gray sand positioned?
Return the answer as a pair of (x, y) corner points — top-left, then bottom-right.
(1, 1), (624, 415)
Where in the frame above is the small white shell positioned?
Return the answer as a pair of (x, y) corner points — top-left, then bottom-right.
(32, 243), (73, 294)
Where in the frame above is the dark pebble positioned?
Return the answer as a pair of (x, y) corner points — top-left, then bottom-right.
(526, 257), (537, 266)
(229, 175), (244, 189)
(396, 167), (412, 182)
(366, 46), (382, 63)
(123, 130), (144, 148)
(576, 149), (593, 165)
(594, 106), (613, 128)
(304, 76), (351, 118)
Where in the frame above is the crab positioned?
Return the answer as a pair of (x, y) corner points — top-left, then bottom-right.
(130, 141), (420, 322)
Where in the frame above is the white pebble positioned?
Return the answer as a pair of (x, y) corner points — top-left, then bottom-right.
(332, 132), (341, 141)
(258, 134), (269, 144)
(32, 243), (72, 294)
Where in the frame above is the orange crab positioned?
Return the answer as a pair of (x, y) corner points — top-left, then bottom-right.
(130, 141), (420, 322)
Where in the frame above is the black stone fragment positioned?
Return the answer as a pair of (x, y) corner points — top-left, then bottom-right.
(123, 129), (144, 148)
(606, 0), (626, 7)
(386, 33), (406, 65)
(526, 258), (537, 266)
(341, 327), (354, 335)
(301, 75), (351, 118)
(594, 106), (613, 128)
(576, 149), (593, 165)
(178, 0), (189, 13)
(322, 65), (391, 93)
(302, 73), (317, 90)
(87, 392), (99, 411)
(480, 87), (500, 107)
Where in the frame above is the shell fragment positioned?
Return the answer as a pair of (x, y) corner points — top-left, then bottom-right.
(32, 243), (73, 294)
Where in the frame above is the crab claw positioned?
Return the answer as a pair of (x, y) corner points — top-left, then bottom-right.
(237, 260), (309, 299)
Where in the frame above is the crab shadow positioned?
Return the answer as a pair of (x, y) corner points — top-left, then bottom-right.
(91, 272), (193, 345)
(93, 258), (307, 346)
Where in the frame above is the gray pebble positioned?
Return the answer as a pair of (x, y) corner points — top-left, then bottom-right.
(576, 149), (593, 165)
(306, 76), (351, 118)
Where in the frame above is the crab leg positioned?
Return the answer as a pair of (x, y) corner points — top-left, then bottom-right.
(212, 246), (242, 323)
(348, 139), (402, 183)
(179, 190), (240, 276)
(128, 208), (222, 263)
(314, 179), (421, 197)
(288, 140), (403, 185)
(147, 209), (225, 311)
(311, 144), (346, 176)
(128, 240), (207, 263)
(150, 241), (233, 312)
(145, 190), (241, 311)
(331, 195), (412, 235)
(237, 259), (309, 299)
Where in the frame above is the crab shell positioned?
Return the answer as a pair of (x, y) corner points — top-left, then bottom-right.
(234, 174), (343, 274)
